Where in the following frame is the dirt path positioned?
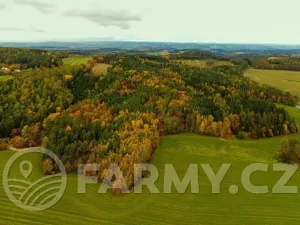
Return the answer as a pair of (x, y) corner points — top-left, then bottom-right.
(8, 146), (42, 152)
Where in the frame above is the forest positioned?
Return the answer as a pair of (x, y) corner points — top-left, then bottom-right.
(0, 47), (67, 70)
(0, 49), (299, 190)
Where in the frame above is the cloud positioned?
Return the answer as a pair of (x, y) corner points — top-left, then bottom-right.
(31, 28), (45, 33)
(0, 27), (45, 33)
(0, 3), (6, 10)
(64, 9), (141, 29)
(10, 1), (142, 29)
(0, 27), (24, 31)
(14, 0), (55, 13)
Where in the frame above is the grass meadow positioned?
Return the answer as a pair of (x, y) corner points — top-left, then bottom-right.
(244, 69), (300, 100)
(0, 105), (300, 225)
(62, 56), (91, 66)
(0, 75), (14, 82)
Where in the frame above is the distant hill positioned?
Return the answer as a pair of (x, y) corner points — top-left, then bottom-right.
(2, 41), (300, 55)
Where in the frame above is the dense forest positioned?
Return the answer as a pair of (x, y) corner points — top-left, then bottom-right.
(0, 49), (298, 190)
(0, 47), (67, 69)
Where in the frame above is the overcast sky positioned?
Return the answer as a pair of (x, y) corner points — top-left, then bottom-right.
(0, 0), (299, 43)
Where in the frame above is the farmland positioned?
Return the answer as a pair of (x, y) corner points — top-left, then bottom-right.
(1, 49), (300, 225)
(244, 69), (300, 100)
(2, 0), (300, 223)
(62, 56), (91, 66)
(0, 105), (299, 225)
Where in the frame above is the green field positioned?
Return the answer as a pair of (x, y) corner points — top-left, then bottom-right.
(62, 56), (91, 66)
(0, 75), (14, 81)
(244, 69), (300, 100)
(175, 60), (233, 68)
(1, 105), (300, 225)
(280, 104), (300, 123)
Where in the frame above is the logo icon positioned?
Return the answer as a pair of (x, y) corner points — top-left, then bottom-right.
(2, 148), (67, 211)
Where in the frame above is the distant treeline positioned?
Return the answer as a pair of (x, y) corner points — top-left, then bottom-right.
(0, 47), (68, 69)
(246, 57), (300, 71)
(170, 50), (225, 60)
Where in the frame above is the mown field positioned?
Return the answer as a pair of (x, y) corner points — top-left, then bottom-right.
(175, 59), (233, 68)
(62, 56), (91, 66)
(244, 69), (300, 100)
(91, 63), (111, 76)
(0, 105), (300, 225)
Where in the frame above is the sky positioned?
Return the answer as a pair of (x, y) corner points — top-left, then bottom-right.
(0, 0), (299, 44)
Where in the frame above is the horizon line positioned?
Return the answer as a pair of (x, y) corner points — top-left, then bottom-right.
(1, 40), (300, 47)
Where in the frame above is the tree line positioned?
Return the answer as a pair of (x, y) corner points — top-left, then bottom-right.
(246, 57), (300, 71)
